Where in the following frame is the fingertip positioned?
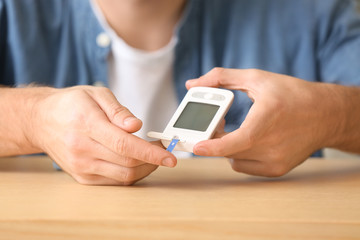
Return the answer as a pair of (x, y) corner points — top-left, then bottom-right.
(161, 156), (177, 168)
(123, 116), (141, 126)
(122, 117), (143, 133)
(194, 137), (226, 156)
(193, 142), (211, 156)
(185, 79), (196, 89)
(149, 142), (177, 167)
(194, 147), (209, 156)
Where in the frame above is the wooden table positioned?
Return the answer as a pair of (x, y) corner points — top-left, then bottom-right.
(0, 156), (360, 240)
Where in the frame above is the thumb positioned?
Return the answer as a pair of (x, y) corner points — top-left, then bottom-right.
(193, 102), (270, 157)
(186, 68), (254, 90)
(89, 88), (142, 133)
(185, 68), (267, 103)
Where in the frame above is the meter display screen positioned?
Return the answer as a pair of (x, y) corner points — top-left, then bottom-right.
(173, 102), (220, 132)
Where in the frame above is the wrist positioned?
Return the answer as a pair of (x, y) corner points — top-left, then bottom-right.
(321, 84), (360, 152)
(314, 83), (348, 149)
(22, 87), (58, 152)
(0, 87), (57, 156)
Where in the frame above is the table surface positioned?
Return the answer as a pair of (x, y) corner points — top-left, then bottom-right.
(1, 156), (360, 240)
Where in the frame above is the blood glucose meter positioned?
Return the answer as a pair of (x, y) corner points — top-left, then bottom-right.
(147, 87), (234, 152)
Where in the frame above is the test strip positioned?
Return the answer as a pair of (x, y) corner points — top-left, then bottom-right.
(166, 138), (179, 152)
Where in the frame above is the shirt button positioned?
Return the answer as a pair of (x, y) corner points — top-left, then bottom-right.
(94, 81), (105, 87)
(96, 33), (111, 47)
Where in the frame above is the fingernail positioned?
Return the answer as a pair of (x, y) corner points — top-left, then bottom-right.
(123, 117), (138, 126)
(195, 147), (209, 156)
(162, 158), (175, 168)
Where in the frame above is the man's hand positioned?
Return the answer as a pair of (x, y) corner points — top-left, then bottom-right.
(30, 86), (177, 185)
(186, 68), (344, 177)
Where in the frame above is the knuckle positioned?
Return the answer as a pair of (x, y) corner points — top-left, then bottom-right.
(61, 101), (88, 128)
(230, 161), (242, 173)
(64, 133), (84, 154)
(60, 91), (92, 128)
(89, 85), (111, 95)
(65, 88), (89, 104)
(68, 157), (88, 174)
(122, 168), (137, 182)
(115, 136), (131, 155)
(98, 86), (112, 93)
(211, 67), (225, 76)
(109, 104), (130, 121)
(268, 149), (285, 164)
(122, 157), (140, 167)
(142, 145), (159, 164)
(86, 161), (100, 175)
(73, 174), (93, 185)
(210, 67), (225, 84)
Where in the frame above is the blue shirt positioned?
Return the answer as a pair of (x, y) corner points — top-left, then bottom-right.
(1, 0), (360, 156)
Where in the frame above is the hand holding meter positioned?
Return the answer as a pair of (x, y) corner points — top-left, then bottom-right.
(147, 87), (234, 152)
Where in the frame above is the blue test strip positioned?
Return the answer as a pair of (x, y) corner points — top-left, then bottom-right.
(166, 138), (179, 152)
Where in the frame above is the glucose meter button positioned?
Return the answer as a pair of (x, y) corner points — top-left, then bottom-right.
(213, 94), (225, 101)
(204, 93), (213, 99)
(192, 92), (204, 98)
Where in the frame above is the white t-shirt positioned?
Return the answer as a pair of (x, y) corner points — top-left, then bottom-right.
(91, 1), (178, 141)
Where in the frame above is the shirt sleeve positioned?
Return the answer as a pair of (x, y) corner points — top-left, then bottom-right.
(0, 0), (7, 84)
(317, 0), (360, 86)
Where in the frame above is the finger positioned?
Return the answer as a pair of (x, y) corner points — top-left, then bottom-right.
(90, 139), (166, 167)
(228, 158), (271, 177)
(228, 158), (289, 177)
(62, 130), (147, 168)
(89, 119), (177, 167)
(193, 103), (272, 157)
(88, 87), (143, 133)
(80, 97), (177, 167)
(87, 159), (159, 184)
(215, 118), (226, 135)
(49, 152), (125, 185)
(85, 138), (146, 167)
(72, 174), (123, 186)
(186, 68), (260, 91)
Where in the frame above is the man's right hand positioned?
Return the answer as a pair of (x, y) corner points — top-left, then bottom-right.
(29, 86), (177, 185)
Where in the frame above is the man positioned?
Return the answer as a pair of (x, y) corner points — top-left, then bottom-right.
(0, 0), (359, 185)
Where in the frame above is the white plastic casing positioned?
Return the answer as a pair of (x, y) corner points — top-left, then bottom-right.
(147, 87), (234, 152)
